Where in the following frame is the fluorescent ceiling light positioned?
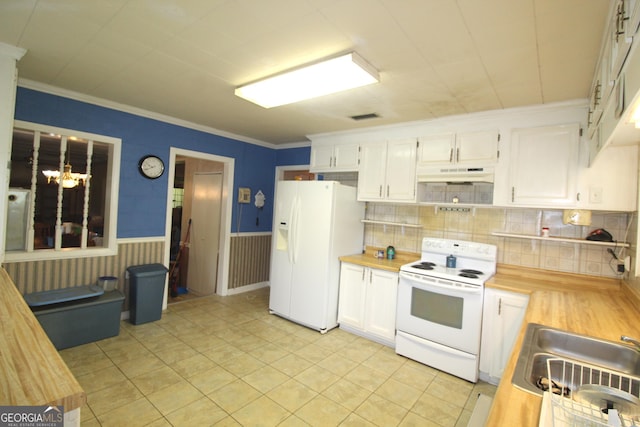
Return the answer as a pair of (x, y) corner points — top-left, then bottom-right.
(235, 52), (379, 108)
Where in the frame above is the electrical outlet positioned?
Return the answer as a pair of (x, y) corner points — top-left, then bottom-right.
(238, 187), (251, 203)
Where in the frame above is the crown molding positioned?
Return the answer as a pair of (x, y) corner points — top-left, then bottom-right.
(17, 79), (278, 149)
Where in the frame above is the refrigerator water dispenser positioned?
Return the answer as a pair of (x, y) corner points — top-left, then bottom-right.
(276, 222), (289, 251)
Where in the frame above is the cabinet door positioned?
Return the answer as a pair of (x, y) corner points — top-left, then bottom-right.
(334, 143), (360, 171)
(510, 124), (579, 206)
(364, 268), (398, 341)
(357, 141), (387, 201)
(456, 130), (499, 165)
(385, 138), (417, 202)
(417, 133), (455, 165)
(479, 289), (529, 383)
(610, 0), (634, 79)
(338, 263), (366, 329)
(309, 144), (334, 172)
(491, 291), (528, 380)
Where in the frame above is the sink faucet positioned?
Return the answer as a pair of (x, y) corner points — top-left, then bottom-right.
(620, 335), (640, 352)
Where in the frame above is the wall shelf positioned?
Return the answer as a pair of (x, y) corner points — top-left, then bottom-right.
(491, 232), (630, 248)
(361, 220), (422, 229)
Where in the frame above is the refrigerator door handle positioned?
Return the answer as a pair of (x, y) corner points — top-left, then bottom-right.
(291, 195), (301, 264)
(287, 197), (296, 264)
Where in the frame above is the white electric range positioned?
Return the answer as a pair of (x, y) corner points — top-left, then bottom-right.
(395, 237), (497, 382)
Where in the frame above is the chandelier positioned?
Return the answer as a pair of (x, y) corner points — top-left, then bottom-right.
(42, 163), (88, 188)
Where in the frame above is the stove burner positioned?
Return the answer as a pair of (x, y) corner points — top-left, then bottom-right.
(412, 262), (435, 270)
(459, 272), (479, 279)
(460, 269), (484, 276)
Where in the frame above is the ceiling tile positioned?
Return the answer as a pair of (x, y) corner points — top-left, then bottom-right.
(1, 0), (609, 143)
(0, 0), (37, 45)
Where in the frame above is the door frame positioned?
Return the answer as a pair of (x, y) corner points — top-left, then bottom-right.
(163, 147), (235, 307)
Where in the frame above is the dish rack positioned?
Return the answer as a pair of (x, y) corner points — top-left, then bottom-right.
(547, 357), (640, 426)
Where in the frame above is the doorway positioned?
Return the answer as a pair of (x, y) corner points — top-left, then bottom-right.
(187, 172), (222, 296)
(163, 148), (235, 308)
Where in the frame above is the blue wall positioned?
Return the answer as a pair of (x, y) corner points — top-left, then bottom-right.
(14, 88), (309, 238)
(276, 146), (311, 166)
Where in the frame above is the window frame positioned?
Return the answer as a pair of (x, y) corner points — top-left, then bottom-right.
(4, 120), (121, 262)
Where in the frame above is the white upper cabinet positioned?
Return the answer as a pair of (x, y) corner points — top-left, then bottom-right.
(358, 138), (417, 202)
(577, 144), (638, 211)
(309, 141), (360, 172)
(611, 0), (636, 79)
(357, 141), (387, 200)
(417, 133), (456, 165)
(417, 130), (499, 167)
(508, 124), (580, 207)
(588, 0), (640, 162)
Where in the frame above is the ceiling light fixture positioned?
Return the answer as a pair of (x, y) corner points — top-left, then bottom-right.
(43, 163), (88, 188)
(234, 52), (379, 108)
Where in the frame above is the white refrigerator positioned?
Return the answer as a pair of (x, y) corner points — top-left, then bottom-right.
(269, 180), (364, 332)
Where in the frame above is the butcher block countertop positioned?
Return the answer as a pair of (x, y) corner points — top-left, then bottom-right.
(0, 267), (85, 410)
(338, 246), (420, 272)
(485, 265), (640, 427)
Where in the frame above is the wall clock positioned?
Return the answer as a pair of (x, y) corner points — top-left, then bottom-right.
(138, 155), (165, 179)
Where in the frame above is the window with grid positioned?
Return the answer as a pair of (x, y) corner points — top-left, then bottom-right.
(5, 121), (121, 260)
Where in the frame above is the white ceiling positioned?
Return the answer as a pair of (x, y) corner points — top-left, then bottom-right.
(0, 0), (610, 145)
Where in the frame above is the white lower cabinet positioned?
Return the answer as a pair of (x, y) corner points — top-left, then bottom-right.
(479, 288), (529, 385)
(338, 262), (398, 346)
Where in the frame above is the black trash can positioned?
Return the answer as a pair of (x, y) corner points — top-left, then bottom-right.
(127, 263), (168, 325)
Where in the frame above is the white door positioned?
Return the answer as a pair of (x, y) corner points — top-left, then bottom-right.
(385, 138), (417, 202)
(491, 291), (529, 380)
(364, 268), (398, 341)
(456, 130), (499, 165)
(288, 181), (334, 329)
(187, 173), (222, 296)
(309, 144), (334, 171)
(357, 141), (387, 201)
(333, 143), (360, 171)
(269, 181), (298, 316)
(417, 133), (455, 165)
(510, 124), (579, 206)
(338, 263), (366, 329)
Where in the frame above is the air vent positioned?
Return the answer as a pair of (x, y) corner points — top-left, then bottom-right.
(350, 113), (380, 121)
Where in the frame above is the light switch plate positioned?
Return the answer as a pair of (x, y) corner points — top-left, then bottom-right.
(589, 187), (603, 204)
(238, 187), (251, 203)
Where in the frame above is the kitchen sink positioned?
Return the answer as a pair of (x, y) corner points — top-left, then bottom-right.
(512, 323), (640, 395)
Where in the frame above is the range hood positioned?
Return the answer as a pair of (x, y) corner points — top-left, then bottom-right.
(417, 166), (495, 183)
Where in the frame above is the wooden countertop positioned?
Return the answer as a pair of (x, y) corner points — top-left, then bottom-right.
(339, 246), (420, 272)
(485, 265), (640, 426)
(0, 267), (85, 410)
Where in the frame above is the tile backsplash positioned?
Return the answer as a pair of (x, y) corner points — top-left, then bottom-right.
(364, 203), (634, 279)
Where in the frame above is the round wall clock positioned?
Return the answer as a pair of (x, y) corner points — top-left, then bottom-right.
(138, 155), (165, 179)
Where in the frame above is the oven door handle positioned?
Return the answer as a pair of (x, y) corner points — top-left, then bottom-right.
(401, 277), (482, 295)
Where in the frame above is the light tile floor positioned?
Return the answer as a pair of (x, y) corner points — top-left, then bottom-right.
(61, 288), (496, 426)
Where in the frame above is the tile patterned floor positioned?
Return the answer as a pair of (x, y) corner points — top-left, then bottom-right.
(61, 288), (496, 426)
